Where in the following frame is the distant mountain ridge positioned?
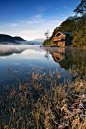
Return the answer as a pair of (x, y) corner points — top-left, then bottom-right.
(0, 34), (43, 45)
(33, 38), (45, 42)
(0, 34), (25, 44)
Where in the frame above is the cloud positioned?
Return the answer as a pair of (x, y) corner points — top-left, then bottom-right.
(0, 14), (63, 40)
(27, 19), (45, 25)
(63, 6), (68, 9)
(22, 49), (45, 55)
(36, 6), (48, 12)
(10, 23), (18, 27)
(56, 6), (74, 17)
(14, 17), (62, 40)
(0, 23), (18, 28)
(27, 14), (45, 25)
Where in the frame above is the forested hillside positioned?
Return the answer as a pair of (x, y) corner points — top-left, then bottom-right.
(43, 0), (86, 47)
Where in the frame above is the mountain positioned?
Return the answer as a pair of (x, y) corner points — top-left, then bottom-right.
(0, 34), (43, 45)
(20, 38), (45, 45)
(12, 36), (25, 41)
(0, 34), (25, 44)
(16, 40), (43, 45)
(33, 38), (45, 42)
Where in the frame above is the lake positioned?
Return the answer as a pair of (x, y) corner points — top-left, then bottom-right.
(0, 45), (86, 128)
(0, 45), (86, 89)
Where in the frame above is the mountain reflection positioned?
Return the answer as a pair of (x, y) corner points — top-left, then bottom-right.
(0, 45), (28, 56)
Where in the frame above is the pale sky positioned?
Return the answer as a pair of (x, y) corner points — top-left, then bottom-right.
(0, 0), (81, 41)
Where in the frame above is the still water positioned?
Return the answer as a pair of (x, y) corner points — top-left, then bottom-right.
(0, 45), (86, 91)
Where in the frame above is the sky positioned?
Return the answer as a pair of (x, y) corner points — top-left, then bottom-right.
(0, 0), (81, 41)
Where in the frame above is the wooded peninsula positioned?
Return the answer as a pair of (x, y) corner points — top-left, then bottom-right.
(43, 0), (86, 47)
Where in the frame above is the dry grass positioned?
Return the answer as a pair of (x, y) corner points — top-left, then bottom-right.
(0, 65), (86, 129)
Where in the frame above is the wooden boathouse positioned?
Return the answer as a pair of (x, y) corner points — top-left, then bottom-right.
(53, 31), (73, 47)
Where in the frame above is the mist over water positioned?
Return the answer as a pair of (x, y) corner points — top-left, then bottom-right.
(0, 45), (43, 56)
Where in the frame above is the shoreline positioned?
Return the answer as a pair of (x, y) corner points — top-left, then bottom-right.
(42, 45), (86, 49)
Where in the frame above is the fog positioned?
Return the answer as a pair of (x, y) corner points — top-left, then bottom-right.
(0, 45), (44, 56)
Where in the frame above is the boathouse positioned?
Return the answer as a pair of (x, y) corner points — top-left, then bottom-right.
(53, 31), (73, 47)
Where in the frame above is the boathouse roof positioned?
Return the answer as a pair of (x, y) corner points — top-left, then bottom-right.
(59, 31), (73, 35)
(55, 31), (73, 37)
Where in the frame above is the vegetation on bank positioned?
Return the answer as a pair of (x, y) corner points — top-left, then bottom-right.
(0, 64), (86, 129)
(43, 0), (86, 47)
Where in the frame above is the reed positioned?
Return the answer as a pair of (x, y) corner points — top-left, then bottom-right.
(0, 65), (86, 128)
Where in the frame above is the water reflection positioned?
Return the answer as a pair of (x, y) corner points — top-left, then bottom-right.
(44, 47), (86, 69)
(52, 47), (65, 62)
(0, 46), (86, 129)
(44, 47), (65, 62)
(0, 45), (86, 70)
(0, 45), (71, 89)
(0, 45), (28, 56)
(52, 52), (65, 62)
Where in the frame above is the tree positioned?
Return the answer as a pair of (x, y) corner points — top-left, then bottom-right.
(72, 0), (86, 46)
(45, 50), (49, 60)
(73, 0), (86, 14)
(45, 30), (50, 40)
(44, 30), (50, 45)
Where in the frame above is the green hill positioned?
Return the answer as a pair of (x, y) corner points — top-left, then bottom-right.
(0, 34), (25, 44)
(43, 0), (86, 47)
(43, 14), (86, 47)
